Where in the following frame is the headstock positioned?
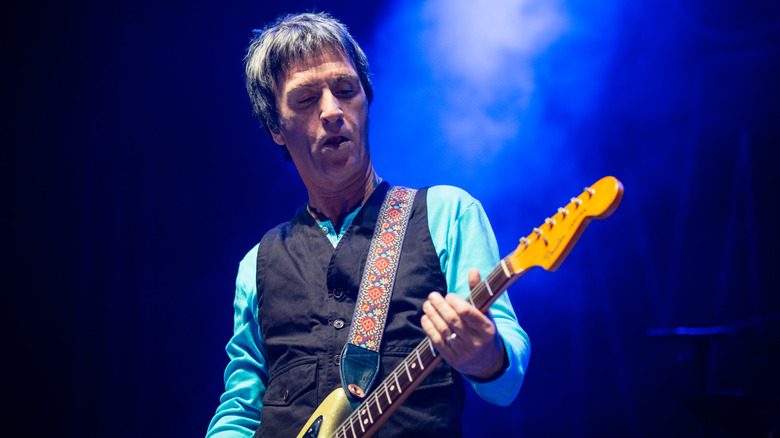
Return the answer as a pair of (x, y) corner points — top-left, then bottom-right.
(505, 176), (624, 273)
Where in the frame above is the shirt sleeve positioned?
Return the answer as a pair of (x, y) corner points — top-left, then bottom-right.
(206, 244), (269, 437)
(426, 185), (531, 407)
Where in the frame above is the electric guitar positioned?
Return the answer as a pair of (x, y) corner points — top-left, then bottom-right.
(296, 176), (625, 438)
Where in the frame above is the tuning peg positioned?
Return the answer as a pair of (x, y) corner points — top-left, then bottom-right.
(570, 197), (583, 206)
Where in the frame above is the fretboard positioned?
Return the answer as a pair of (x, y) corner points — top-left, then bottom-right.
(330, 255), (523, 438)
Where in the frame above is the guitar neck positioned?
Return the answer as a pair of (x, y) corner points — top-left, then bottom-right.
(330, 256), (523, 438)
(328, 176), (624, 438)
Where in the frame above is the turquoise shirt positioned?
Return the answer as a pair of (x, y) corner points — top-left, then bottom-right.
(206, 185), (531, 437)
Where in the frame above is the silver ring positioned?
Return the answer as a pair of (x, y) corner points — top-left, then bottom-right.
(446, 332), (457, 346)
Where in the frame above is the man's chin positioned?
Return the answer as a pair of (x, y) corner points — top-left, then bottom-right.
(322, 158), (371, 181)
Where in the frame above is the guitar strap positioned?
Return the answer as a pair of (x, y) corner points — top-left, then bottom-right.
(339, 186), (417, 402)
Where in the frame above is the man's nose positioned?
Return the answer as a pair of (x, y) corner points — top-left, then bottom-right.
(320, 90), (343, 125)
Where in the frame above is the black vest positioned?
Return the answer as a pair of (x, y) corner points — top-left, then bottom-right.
(255, 183), (465, 437)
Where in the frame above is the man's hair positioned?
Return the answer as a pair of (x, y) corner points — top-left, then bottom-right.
(244, 12), (374, 140)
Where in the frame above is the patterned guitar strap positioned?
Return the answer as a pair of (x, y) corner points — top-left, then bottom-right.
(339, 186), (417, 402)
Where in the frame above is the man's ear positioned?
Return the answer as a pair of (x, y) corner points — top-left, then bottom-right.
(270, 129), (286, 146)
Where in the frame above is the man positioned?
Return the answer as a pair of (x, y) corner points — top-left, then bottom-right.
(207, 12), (530, 437)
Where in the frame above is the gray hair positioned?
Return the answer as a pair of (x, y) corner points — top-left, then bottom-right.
(244, 12), (374, 140)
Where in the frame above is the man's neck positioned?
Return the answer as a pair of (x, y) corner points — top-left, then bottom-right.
(306, 170), (382, 229)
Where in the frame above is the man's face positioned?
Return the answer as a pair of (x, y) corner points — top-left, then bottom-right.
(271, 48), (370, 191)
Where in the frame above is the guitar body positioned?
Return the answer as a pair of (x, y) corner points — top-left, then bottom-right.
(297, 388), (359, 438)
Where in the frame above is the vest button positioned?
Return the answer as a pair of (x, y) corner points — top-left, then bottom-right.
(333, 288), (344, 299)
(333, 354), (340, 366)
(333, 319), (345, 329)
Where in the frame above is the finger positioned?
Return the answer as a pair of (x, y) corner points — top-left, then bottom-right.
(421, 306), (458, 353)
(458, 307), (497, 338)
(420, 313), (446, 346)
(422, 293), (455, 338)
(443, 293), (486, 336)
(427, 292), (465, 335)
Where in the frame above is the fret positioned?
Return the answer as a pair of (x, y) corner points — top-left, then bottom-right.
(404, 360), (412, 381)
(350, 416), (356, 437)
(374, 392), (383, 415)
(426, 338), (436, 356)
(384, 381), (392, 404)
(484, 279), (494, 296)
(365, 402), (374, 426)
(415, 348), (424, 370)
(338, 418), (347, 438)
(358, 408), (365, 433)
(500, 259), (512, 278)
(393, 370), (401, 393)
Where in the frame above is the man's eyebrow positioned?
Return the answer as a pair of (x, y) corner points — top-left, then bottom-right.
(287, 81), (317, 93)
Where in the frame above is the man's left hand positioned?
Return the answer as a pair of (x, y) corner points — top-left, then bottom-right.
(420, 269), (506, 380)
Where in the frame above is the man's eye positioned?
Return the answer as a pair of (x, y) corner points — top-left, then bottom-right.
(297, 96), (316, 104)
(335, 84), (355, 96)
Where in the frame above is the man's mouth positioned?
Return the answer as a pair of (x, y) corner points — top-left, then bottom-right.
(323, 136), (348, 148)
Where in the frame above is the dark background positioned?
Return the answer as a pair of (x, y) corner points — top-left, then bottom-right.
(4, 0), (779, 437)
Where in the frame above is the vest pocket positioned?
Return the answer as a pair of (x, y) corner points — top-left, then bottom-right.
(262, 357), (318, 407)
